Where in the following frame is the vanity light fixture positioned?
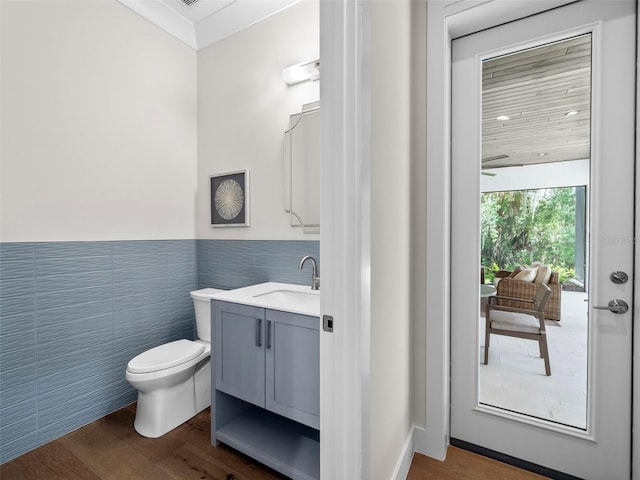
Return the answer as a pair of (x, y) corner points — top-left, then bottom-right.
(283, 59), (320, 86)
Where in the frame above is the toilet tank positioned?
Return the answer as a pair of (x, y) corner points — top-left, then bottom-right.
(190, 288), (223, 342)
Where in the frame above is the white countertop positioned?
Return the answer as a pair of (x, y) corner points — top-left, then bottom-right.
(211, 282), (320, 317)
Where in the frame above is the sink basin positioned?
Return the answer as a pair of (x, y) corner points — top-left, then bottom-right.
(254, 289), (316, 302)
(253, 289), (320, 311)
(210, 282), (320, 317)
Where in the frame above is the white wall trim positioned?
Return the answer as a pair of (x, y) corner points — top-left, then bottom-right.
(390, 426), (424, 480)
(424, 0), (451, 461)
(412, 425), (428, 456)
(117, 0), (197, 49)
(195, 1), (300, 50)
(319, 0), (371, 478)
(424, 0), (586, 462)
(117, 0), (300, 51)
(633, 2), (640, 476)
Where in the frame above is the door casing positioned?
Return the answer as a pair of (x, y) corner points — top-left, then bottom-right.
(425, 0), (639, 473)
(319, 1), (372, 478)
(321, 0), (639, 475)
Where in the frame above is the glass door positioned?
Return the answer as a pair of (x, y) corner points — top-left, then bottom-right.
(450, 2), (635, 478)
(479, 35), (590, 429)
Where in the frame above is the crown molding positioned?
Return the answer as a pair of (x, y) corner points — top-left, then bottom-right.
(117, 0), (301, 51)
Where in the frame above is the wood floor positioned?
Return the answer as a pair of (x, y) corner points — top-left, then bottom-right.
(1, 404), (549, 480)
(407, 449), (549, 480)
(0, 404), (282, 480)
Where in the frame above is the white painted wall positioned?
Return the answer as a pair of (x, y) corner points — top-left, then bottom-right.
(0, 0), (197, 242)
(196, 0), (319, 240)
(370, 1), (413, 478)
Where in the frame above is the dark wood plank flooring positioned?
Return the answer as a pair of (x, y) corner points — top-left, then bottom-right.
(1, 404), (283, 480)
(1, 403), (549, 479)
(407, 448), (549, 480)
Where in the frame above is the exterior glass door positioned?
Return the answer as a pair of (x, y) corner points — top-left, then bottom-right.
(479, 35), (590, 430)
(450, 2), (635, 478)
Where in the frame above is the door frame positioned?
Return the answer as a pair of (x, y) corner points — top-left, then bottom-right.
(425, 0), (639, 471)
(319, 1), (371, 478)
(634, 4), (640, 478)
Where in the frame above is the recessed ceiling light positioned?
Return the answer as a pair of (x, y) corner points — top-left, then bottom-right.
(565, 110), (579, 116)
(537, 153), (548, 157)
(496, 115), (511, 121)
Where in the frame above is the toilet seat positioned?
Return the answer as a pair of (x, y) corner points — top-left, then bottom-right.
(128, 339), (205, 374)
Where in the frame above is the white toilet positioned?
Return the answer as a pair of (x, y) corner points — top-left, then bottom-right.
(125, 287), (221, 438)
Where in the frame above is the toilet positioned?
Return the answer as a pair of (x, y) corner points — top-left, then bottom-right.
(125, 288), (221, 438)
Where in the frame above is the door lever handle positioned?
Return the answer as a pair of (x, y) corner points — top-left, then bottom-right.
(593, 299), (629, 314)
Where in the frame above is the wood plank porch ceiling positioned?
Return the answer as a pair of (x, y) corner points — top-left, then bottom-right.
(482, 34), (591, 170)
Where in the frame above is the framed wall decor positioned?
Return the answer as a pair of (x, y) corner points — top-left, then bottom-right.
(210, 170), (250, 227)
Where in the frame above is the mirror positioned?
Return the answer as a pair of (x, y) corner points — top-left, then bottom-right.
(284, 101), (320, 233)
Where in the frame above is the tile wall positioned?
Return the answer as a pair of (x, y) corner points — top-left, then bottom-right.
(197, 239), (320, 290)
(0, 239), (319, 464)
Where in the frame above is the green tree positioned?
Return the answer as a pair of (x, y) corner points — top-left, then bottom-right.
(481, 187), (579, 282)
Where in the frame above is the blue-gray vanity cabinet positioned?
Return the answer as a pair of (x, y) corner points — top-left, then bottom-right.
(212, 300), (320, 480)
(213, 302), (266, 407)
(265, 309), (320, 429)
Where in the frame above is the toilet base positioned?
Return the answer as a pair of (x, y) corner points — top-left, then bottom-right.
(133, 359), (211, 438)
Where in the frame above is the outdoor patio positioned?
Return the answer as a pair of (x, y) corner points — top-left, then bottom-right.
(479, 290), (588, 429)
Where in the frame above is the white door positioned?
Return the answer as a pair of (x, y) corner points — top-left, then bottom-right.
(450, 1), (635, 479)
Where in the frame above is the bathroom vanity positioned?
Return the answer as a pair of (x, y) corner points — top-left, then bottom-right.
(210, 283), (320, 480)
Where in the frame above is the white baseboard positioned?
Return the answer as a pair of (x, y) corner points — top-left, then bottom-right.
(391, 425), (433, 480)
(390, 426), (416, 480)
(390, 425), (447, 480)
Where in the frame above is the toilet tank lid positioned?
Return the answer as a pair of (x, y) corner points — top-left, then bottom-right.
(127, 339), (205, 374)
(190, 288), (224, 300)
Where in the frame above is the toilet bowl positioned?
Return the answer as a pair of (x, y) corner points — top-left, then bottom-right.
(125, 288), (222, 438)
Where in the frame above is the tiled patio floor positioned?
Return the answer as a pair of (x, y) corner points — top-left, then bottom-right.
(479, 290), (588, 429)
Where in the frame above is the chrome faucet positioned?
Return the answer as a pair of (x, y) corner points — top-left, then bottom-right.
(299, 255), (320, 290)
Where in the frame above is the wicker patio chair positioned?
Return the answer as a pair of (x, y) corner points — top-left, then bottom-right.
(494, 269), (562, 321)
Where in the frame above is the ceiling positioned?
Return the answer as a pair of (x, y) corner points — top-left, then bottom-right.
(117, 0), (300, 50)
(482, 34), (591, 170)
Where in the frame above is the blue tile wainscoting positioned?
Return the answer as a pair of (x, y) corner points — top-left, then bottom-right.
(197, 239), (320, 290)
(0, 239), (319, 464)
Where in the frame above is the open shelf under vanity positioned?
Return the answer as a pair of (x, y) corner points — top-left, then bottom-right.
(214, 395), (319, 480)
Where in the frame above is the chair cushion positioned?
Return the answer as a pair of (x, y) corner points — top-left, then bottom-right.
(489, 310), (542, 334)
(513, 267), (538, 282)
(509, 266), (523, 278)
(534, 265), (552, 284)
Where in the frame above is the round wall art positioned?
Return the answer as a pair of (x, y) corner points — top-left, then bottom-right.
(209, 170), (249, 227)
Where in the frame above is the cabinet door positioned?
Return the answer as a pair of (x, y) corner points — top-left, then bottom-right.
(214, 301), (265, 408)
(265, 310), (320, 429)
